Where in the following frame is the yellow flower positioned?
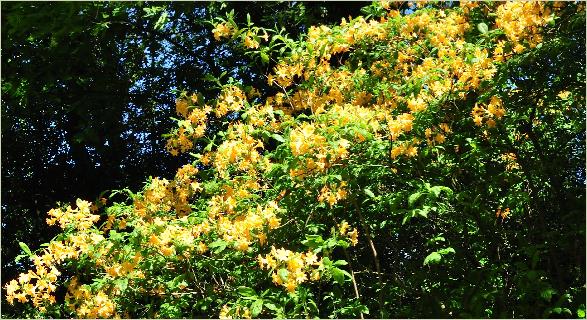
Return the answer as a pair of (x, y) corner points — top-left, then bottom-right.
(405, 145), (418, 157)
(285, 279), (297, 293)
(149, 234), (161, 246)
(293, 270), (307, 283)
(161, 245), (175, 256)
(434, 133), (446, 144)
(236, 239), (250, 252)
(121, 261), (134, 274)
(391, 145), (405, 159)
(310, 270), (321, 281)
(348, 228), (359, 246)
(106, 265), (120, 277)
(425, 128), (432, 138)
(268, 216), (281, 229)
(16, 293), (27, 303)
(5, 280), (19, 296)
(197, 242), (208, 254)
(287, 256), (304, 272)
(271, 273), (283, 285)
(339, 221), (350, 235)
(212, 23), (233, 41)
(257, 255), (267, 269)
(18, 273), (31, 285)
(244, 33), (259, 49)
(486, 118), (496, 128)
(257, 232), (267, 246)
(219, 305), (232, 319)
(266, 255), (277, 269)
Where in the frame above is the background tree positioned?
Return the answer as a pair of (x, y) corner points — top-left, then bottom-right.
(1, 1), (363, 317)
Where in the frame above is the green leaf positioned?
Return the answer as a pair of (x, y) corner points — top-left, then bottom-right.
(237, 286), (256, 298)
(278, 268), (289, 282)
(577, 305), (585, 318)
(540, 288), (556, 302)
(437, 247), (455, 255)
(154, 11), (169, 30)
(423, 252), (442, 265)
(251, 299), (263, 317)
(114, 278), (128, 292)
(333, 260), (348, 266)
(429, 186), (453, 198)
(272, 133), (285, 143)
(364, 188), (375, 198)
(416, 207), (429, 218)
(204, 140), (214, 152)
(331, 267), (345, 285)
(19, 242), (32, 256)
(402, 214), (411, 225)
(301, 235), (324, 249)
(264, 302), (279, 312)
(427, 235), (446, 245)
(408, 192), (423, 207)
(477, 22), (489, 34)
(208, 239), (227, 253)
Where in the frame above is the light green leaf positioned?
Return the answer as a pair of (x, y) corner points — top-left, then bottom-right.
(115, 278), (128, 292)
(477, 22), (489, 34)
(577, 305), (585, 318)
(272, 133), (285, 143)
(408, 192), (423, 207)
(237, 286), (256, 298)
(423, 252), (442, 265)
(251, 299), (263, 317)
(278, 268), (289, 282)
(437, 247), (455, 255)
(429, 186), (453, 198)
(427, 235), (446, 245)
(416, 207), (429, 218)
(264, 302), (279, 312)
(333, 260), (348, 266)
(154, 11), (169, 30)
(302, 235), (324, 249)
(208, 239), (227, 253)
(19, 242), (32, 256)
(331, 267), (345, 285)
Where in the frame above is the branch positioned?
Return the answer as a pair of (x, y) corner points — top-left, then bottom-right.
(335, 210), (364, 319)
(351, 195), (384, 318)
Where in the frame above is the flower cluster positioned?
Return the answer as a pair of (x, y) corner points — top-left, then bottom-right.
(496, 207), (511, 221)
(216, 201), (281, 251)
(424, 123), (451, 146)
(212, 22), (234, 41)
(338, 221), (359, 246)
(317, 182), (348, 208)
(500, 153), (521, 172)
(471, 96), (505, 127)
(46, 199), (100, 231)
(65, 281), (116, 319)
(496, 2), (554, 51)
(5, 230), (104, 311)
(258, 247), (323, 293)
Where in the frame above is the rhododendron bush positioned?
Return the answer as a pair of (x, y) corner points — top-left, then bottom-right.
(5, 1), (585, 318)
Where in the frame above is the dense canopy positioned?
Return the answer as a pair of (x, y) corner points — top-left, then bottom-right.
(2, 1), (585, 318)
